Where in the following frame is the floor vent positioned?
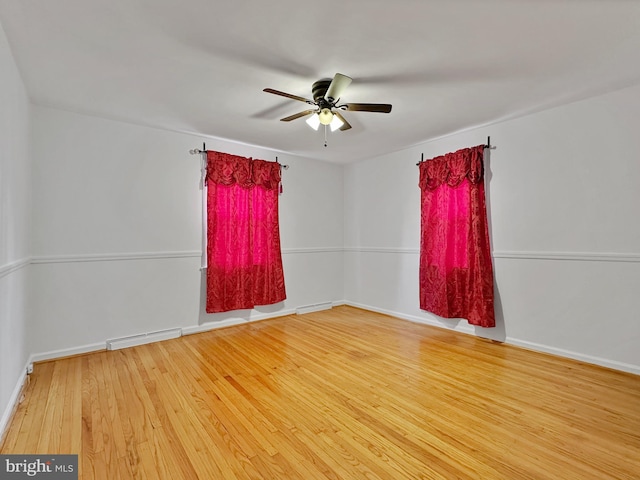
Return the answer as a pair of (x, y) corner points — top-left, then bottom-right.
(106, 328), (182, 351)
(296, 302), (333, 315)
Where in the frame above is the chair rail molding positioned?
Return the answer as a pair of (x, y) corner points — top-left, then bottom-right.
(0, 257), (31, 279)
(344, 247), (640, 263)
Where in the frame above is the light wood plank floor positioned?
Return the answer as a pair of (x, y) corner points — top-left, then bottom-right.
(2, 306), (639, 479)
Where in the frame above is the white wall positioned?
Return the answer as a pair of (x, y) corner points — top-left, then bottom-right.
(29, 106), (344, 357)
(0, 20), (31, 437)
(344, 83), (640, 374)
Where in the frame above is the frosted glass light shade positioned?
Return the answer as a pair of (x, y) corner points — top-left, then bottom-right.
(329, 114), (344, 132)
(305, 113), (320, 130)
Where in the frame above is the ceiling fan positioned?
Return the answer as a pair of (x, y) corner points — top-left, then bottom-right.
(263, 73), (392, 132)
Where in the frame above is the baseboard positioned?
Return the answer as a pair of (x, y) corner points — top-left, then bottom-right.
(21, 303), (640, 377)
(182, 308), (297, 336)
(29, 342), (106, 364)
(344, 301), (476, 335)
(0, 362), (29, 447)
(344, 301), (640, 376)
(296, 302), (334, 315)
(26, 306), (307, 360)
(107, 328), (181, 350)
(506, 337), (640, 376)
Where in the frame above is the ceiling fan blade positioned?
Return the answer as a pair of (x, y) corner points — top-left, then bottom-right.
(264, 88), (313, 104)
(343, 103), (392, 113)
(324, 73), (352, 103)
(334, 111), (352, 131)
(280, 109), (317, 122)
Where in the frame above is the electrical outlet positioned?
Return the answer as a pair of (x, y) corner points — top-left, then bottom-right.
(26, 363), (34, 375)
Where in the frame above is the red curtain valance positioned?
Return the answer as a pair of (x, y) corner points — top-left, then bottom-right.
(419, 145), (484, 191)
(207, 151), (281, 190)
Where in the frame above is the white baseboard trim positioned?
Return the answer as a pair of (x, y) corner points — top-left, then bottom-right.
(344, 301), (640, 375)
(505, 338), (640, 376)
(107, 328), (182, 350)
(296, 302), (334, 315)
(181, 308), (297, 336)
(344, 301), (476, 335)
(26, 305), (307, 362)
(0, 362), (29, 446)
(17, 302), (640, 378)
(29, 342), (106, 364)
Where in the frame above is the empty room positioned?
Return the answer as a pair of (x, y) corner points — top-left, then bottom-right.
(1, 1), (639, 479)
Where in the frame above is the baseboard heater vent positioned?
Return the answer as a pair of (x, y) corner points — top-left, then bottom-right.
(106, 328), (182, 351)
(296, 302), (333, 315)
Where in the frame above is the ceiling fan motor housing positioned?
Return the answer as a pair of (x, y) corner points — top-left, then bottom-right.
(312, 79), (333, 105)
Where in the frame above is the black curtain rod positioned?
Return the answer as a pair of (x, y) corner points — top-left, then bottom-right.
(189, 143), (289, 169)
(416, 136), (496, 166)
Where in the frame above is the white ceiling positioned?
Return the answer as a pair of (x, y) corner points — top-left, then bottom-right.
(1, 0), (639, 163)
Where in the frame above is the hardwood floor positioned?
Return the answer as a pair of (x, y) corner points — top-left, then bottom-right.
(2, 306), (639, 479)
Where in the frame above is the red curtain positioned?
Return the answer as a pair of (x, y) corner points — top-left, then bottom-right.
(418, 145), (495, 327)
(206, 151), (286, 313)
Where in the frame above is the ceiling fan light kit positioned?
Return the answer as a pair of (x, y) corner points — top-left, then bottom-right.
(318, 107), (333, 125)
(263, 73), (392, 144)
